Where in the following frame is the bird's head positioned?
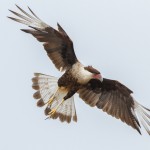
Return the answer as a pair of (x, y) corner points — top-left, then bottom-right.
(84, 66), (103, 82)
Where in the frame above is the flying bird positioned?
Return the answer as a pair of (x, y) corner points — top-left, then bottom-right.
(8, 5), (150, 135)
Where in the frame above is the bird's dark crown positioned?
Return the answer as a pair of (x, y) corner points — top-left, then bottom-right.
(84, 66), (100, 74)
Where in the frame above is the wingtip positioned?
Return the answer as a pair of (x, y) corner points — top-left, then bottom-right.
(20, 29), (27, 33)
(138, 129), (142, 135)
(27, 6), (31, 11)
(57, 22), (61, 28)
(8, 9), (15, 15)
(20, 29), (33, 34)
(15, 4), (19, 8)
(7, 16), (13, 20)
(8, 9), (15, 14)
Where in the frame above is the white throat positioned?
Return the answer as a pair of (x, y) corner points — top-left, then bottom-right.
(71, 62), (93, 84)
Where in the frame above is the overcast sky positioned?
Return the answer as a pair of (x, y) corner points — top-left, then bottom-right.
(1, 0), (150, 149)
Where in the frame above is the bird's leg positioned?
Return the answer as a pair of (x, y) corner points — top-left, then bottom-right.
(48, 88), (78, 117)
(46, 88), (59, 105)
(48, 99), (64, 116)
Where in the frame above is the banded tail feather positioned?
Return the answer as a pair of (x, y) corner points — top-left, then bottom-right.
(32, 73), (77, 123)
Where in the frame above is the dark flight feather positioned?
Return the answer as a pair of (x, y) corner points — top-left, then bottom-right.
(78, 78), (141, 134)
(8, 5), (78, 72)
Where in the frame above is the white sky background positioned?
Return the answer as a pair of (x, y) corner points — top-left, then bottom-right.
(1, 0), (150, 149)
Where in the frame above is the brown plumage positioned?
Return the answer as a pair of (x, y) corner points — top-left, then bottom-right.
(78, 79), (141, 134)
(8, 5), (150, 135)
(8, 5), (77, 72)
(84, 66), (100, 74)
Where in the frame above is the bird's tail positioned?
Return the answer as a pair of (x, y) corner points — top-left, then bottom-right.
(133, 100), (150, 135)
(32, 73), (77, 123)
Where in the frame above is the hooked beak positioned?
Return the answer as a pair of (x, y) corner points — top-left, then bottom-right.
(99, 76), (103, 82)
(93, 74), (103, 82)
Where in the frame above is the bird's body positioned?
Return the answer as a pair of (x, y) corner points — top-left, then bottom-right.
(8, 5), (150, 135)
(59, 62), (92, 87)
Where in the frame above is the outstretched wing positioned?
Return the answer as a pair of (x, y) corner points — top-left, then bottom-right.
(78, 78), (150, 135)
(8, 5), (78, 72)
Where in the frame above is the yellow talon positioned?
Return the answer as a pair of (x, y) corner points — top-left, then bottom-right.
(47, 96), (54, 105)
(48, 99), (65, 116)
(46, 88), (59, 105)
(49, 109), (56, 116)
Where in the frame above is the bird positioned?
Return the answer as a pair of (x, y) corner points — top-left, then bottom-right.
(8, 5), (150, 135)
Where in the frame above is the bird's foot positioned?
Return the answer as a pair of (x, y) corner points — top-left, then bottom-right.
(48, 108), (56, 116)
(47, 96), (54, 105)
(48, 99), (64, 117)
(46, 88), (59, 105)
